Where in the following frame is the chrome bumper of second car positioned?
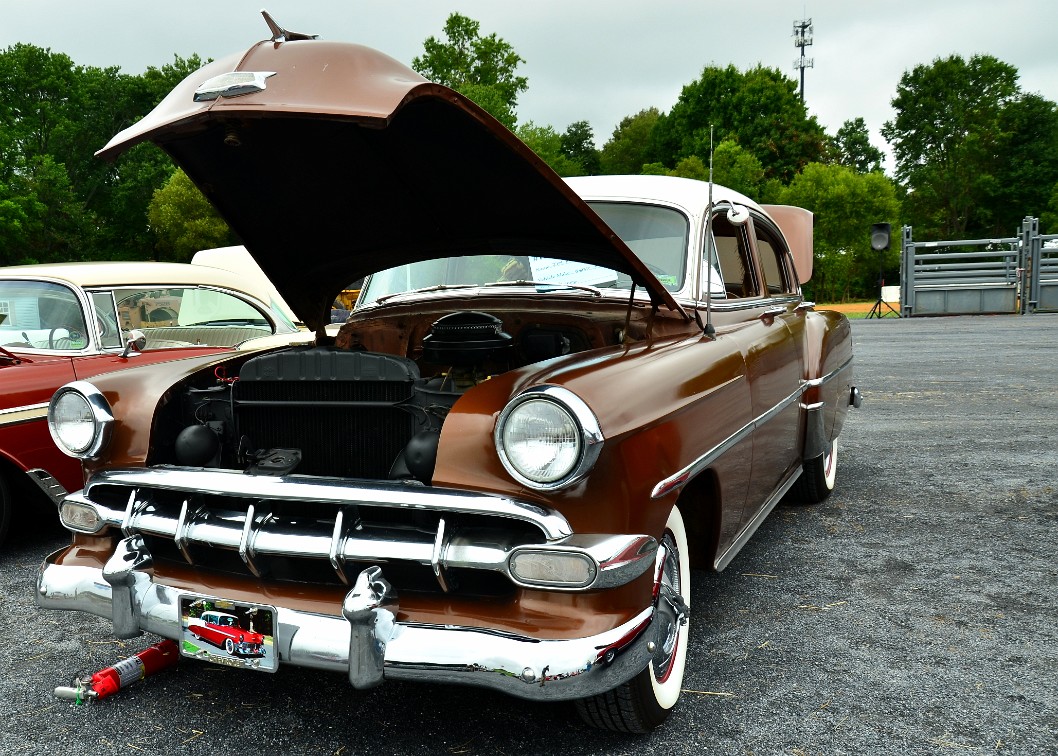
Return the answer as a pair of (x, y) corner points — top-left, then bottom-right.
(37, 536), (657, 702)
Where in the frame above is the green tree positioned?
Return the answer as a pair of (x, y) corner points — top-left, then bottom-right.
(147, 169), (234, 262)
(560, 121), (600, 175)
(93, 55), (206, 259)
(0, 45), (204, 261)
(515, 122), (582, 176)
(600, 108), (660, 175)
(779, 162), (902, 301)
(649, 64), (827, 183)
(1042, 181), (1058, 234)
(882, 54), (1020, 238)
(987, 93), (1058, 235)
(832, 118), (884, 174)
(413, 13), (527, 130)
(710, 139), (765, 197)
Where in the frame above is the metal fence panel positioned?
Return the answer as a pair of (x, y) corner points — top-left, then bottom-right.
(900, 218), (1056, 317)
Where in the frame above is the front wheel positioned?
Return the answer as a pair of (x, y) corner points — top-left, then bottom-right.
(792, 438), (838, 504)
(224, 638), (235, 654)
(575, 506), (690, 733)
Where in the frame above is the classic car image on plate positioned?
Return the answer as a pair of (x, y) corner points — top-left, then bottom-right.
(35, 13), (859, 733)
(181, 597), (276, 670)
(0, 259), (313, 545)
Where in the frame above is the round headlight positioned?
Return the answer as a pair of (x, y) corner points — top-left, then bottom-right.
(495, 386), (603, 490)
(501, 399), (581, 483)
(48, 381), (114, 459)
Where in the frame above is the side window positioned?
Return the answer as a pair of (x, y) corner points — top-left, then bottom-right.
(709, 215), (758, 298)
(755, 222), (797, 295)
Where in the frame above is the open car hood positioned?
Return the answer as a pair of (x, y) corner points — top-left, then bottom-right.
(98, 33), (681, 333)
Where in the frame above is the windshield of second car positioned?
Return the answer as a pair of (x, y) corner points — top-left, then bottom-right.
(111, 287), (274, 348)
(358, 202), (689, 305)
(0, 281), (89, 351)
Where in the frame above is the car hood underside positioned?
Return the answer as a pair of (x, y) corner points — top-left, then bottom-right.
(98, 38), (679, 332)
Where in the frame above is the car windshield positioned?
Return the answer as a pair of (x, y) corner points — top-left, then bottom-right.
(110, 287), (274, 348)
(0, 281), (89, 351)
(358, 203), (689, 306)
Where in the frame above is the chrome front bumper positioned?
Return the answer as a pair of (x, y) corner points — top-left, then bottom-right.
(37, 536), (656, 701)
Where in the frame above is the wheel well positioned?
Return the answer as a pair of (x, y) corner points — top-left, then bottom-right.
(673, 469), (721, 570)
(0, 456), (56, 513)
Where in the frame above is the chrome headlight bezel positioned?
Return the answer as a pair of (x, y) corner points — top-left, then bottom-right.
(494, 386), (604, 491)
(47, 381), (114, 459)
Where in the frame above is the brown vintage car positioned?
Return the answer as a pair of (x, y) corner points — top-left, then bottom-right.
(35, 14), (859, 733)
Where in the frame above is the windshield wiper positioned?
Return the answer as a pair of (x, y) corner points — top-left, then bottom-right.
(0, 344), (29, 364)
(373, 283), (477, 305)
(480, 280), (603, 297)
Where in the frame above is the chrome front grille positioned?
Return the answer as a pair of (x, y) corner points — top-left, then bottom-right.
(75, 467), (569, 594)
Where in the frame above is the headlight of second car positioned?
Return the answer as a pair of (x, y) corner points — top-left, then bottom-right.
(495, 386), (603, 490)
(48, 381), (114, 459)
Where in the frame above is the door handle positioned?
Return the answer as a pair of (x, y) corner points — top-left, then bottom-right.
(759, 306), (787, 322)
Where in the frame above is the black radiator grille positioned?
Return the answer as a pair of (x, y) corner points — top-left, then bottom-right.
(234, 348), (420, 479)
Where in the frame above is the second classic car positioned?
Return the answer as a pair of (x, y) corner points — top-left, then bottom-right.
(35, 14), (857, 733)
(0, 259), (312, 545)
(186, 610), (267, 657)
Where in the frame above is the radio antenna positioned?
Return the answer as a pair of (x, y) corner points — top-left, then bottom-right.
(701, 126), (717, 338)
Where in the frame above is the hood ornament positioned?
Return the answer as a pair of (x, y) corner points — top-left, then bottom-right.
(261, 9), (319, 43)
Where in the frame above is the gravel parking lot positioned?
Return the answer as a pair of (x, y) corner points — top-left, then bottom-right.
(2, 314), (1056, 755)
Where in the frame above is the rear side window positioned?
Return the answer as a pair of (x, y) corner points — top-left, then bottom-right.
(754, 222), (797, 295)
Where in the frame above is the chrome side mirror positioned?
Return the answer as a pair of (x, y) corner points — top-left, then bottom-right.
(121, 329), (147, 358)
(726, 203), (751, 225)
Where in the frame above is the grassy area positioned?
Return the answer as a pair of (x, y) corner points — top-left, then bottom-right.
(817, 301), (882, 319)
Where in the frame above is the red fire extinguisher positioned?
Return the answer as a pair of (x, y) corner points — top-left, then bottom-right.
(54, 639), (179, 704)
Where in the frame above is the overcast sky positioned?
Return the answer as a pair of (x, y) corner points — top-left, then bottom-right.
(3, 1), (1056, 170)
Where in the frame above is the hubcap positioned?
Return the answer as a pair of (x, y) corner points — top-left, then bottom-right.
(651, 533), (687, 682)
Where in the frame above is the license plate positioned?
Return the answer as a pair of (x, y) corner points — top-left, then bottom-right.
(179, 594), (278, 673)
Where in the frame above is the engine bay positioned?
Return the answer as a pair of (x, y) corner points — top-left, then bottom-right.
(155, 298), (642, 482)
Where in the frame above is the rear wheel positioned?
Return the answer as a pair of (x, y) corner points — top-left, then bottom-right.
(792, 438), (838, 503)
(575, 506), (690, 733)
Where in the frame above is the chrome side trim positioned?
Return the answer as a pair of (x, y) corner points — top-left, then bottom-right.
(84, 467), (573, 540)
(714, 464), (802, 571)
(652, 354), (855, 499)
(804, 355), (854, 388)
(801, 401), (827, 461)
(26, 469), (70, 507)
(37, 546), (656, 701)
(651, 383), (804, 500)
